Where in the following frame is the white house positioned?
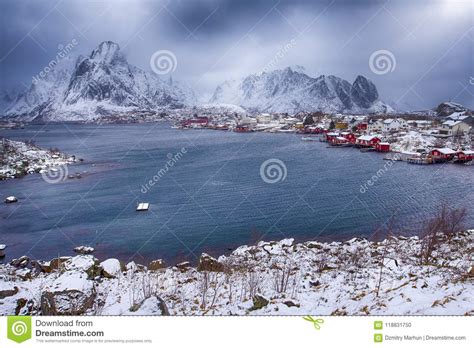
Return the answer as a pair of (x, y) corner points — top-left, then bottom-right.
(368, 119), (384, 132)
(440, 120), (471, 136)
(382, 118), (408, 132)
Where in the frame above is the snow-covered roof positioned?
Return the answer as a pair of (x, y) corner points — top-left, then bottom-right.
(357, 135), (379, 141)
(442, 120), (462, 127)
(433, 148), (456, 155)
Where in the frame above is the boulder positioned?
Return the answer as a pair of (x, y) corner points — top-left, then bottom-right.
(50, 257), (72, 271)
(176, 261), (191, 272)
(148, 259), (166, 271)
(31, 260), (52, 273)
(0, 283), (18, 299)
(252, 293), (269, 310)
(129, 296), (169, 315)
(283, 299), (300, 308)
(73, 246), (95, 255)
(41, 271), (96, 315)
(10, 255), (29, 268)
(65, 255), (102, 278)
(100, 258), (122, 278)
(197, 253), (224, 272)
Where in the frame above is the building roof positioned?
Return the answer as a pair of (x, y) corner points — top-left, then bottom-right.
(358, 135), (379, 141)
(433, 148), (456, 155)
(442, 120), (462, 127)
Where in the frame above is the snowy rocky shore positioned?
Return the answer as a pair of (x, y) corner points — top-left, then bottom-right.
(0, 230), (472, 316)
(0, 138), (77, 180)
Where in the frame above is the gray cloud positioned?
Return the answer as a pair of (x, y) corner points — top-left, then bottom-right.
(0, 0), (472, 110)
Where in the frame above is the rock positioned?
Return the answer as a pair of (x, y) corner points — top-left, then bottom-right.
(306, 242), (323, 249)
(10, 255), (29, 268)
(197, 253), (224, 272)
(0, 283), (18, 299)
(100, 258), (122, 278)
(50, 256), (72, 270)
(73, 246), (95, 255)
(252, 293), (269, 310)
(65, 255), (101, 278)
(148, 259), (166, 271)
(283, 299), (300, 308)
(31, 260), (52, 273)
(41, 271), (96, 315)
(129, 296), (169, 315)
(176, 261), (191, 272)
(309, 279), (321, 287)
(4, 196), (18, 203)
(16, 268), (33, 280)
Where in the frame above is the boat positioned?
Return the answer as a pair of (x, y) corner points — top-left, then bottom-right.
(4, 196), (18, 204)
(0, 244), (6, 258)
(301, 136), (318, 141)
(136, 202), (150, 211)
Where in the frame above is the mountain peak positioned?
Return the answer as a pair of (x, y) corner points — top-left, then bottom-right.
(90, 41), (122, 64)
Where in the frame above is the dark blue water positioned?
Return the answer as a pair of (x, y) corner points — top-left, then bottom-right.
(1, 123), (473, 264)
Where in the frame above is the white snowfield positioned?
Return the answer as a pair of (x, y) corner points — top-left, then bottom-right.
(0, 138), (76, 180)
(0, 231), (472, 316)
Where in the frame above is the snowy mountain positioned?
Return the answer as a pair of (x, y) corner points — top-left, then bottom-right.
(210, 67), (393, 114)
(4, 41), (196, 121)
(434, 102), (471, 117)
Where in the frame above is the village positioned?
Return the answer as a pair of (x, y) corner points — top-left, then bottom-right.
(175, 108), (474, 166)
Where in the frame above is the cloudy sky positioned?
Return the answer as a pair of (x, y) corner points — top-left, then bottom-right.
(0, 0), (473, 110)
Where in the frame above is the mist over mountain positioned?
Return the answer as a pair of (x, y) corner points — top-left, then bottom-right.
(210, 67), (393, 114)
(2, 41), (398, 121)
(4, 41), (196, 122)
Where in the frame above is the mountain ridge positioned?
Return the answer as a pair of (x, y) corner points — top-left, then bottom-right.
(210, 67), (393, 114)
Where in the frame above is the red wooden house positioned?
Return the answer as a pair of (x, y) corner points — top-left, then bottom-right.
(356, 135), (381, 147)
(329, 136), (348, 146)
(324, 132), (339, 143)
(456, 150), (474, 162)
(182, 116), (209, 127)
(375, 142), (390, 152)
(430, 148), (456, 161)
(357, 123), (368, 131)
(341, 132), (357, 144)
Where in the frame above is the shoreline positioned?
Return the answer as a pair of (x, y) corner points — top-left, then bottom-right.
(1, 230), (472, 316)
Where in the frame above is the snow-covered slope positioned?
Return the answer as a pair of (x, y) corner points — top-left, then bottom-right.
(435, 101), (471, 117)
(4, 41), (196, 121)
(210, 67), (393, 114)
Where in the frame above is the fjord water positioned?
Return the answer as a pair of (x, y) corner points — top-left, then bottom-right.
(1, 123), (472, 264)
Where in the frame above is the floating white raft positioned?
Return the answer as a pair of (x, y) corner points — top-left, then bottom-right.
(5, 196), (18, 203)
(0, 244), (6, 257)
(136, 203), (150, 211)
